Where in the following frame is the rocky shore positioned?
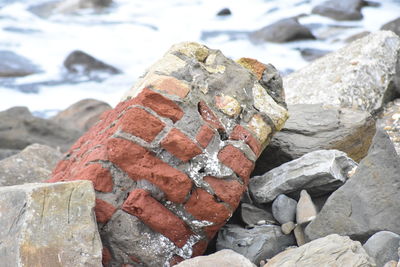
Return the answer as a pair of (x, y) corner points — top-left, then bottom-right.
(1, 1), (400, 267)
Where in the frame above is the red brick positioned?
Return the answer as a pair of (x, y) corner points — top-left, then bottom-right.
(102, 247), (112, 266)
(52, 159), (71, 176)
(149, 75), (190, 99)
(161, 128), (202, 162)
(85, 145), (108, 163)
(122, 189), (193, 248)
(134, 88), (183, 122)
(218, 145), (254, 185)
(107, 138), (192, 203)
(95, 198), (117, 223)
(230, 125), (262, 156)
(204, 176), (245, 210)
(237, 58), (266, 80)
(70, 163), (113, 193)
(196, 125), (215, 148)
(191, 240), (208, 257)
(197, 101), (225, 132)
(116, 107), (165, 143)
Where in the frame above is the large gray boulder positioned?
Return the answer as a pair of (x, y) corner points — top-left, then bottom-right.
(305, 129), (400, 243)
(381, 17), (400, 37)
(0, 143), (62, 186)
(250, 18), (315, 43)
(363, 231), (400, 267)
(0, 106), (82, 151)
(250, 150), (357, 204)
(283, 31), (400, 114)
(216, 224), (295, 264)
(0, 50), (41, 77)
(311, 0), (364, 21)
(264, 234), (375, 267)
(253, 104), (375, 174)
(0, 180), (102, 266)
(176, 249), (256, 267)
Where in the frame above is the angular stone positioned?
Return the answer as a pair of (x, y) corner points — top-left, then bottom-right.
(363, 231), (400, 267)
(176, 249), (256, 267)
(0, 143), (62, 186)
(272, 194), (297, 225)
(281, 222), (295, 235)
(293, 224), (306, 246)
(264, 234), (375, 267)
(217, 224), (295, 264)
(296, 190), (317, 225)
(253, 104), (375, 174)
(381, 17), (400, 36)
(241, 203), (276, 226)
(311, 0), (364, 21)
(283, 31), (400, 114)
(0, 181), (102, 266)
(250, 150), (357, 204)
(0, 50), (41, 77)
(305, 129), (400, 243)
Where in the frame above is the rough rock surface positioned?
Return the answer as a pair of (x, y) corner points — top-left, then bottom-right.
(50, 42), (288, 266)
(250, 18), (315, 43)
(250, 150), (357, 204)
(272, 194), (297, 225)
(0, 106), (82, 151)
(0, 148), (20, 160)
(175, 249), (256, 267)
(312, 0), (364, 21)
(253, 104), (374, 174)
(0, 50), (41, 77)
(51, 98), (111, 131)
(0, 143), (62, 186)
(305, 129), (400, 243)
(0, 181), (102, 267)
(216, 224), (295, 264)
(283, 31), (400, 114)
(264, 234), (376, 267)
(381, 17), (400, 37)
(378, 98), (400, 155)
(363, 231), (400, 267)
(241, 203), (276, 226)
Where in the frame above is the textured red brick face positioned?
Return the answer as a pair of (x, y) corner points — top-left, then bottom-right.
(95, 198), (117, 223)
(218, 145), (255, 184)
(204, 176), (245, 210)
(122, 189), (192, 248)
(71, 163), (113, 193)
(196, 125), (215, 148)
(134, 88), (183, 122)
(198, 101), (225, 132)
(191, 240), (208, 257)
(102, 247), (112, 266)
(107, 138), (192, 203)
(161, 128), (202, 162)
(150, 76), (190, 99)
(116, 107), (165, 142)
(230, 125), (261, 156)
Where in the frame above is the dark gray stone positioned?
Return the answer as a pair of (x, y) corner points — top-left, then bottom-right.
(272, 194), (297, 225)
(381, 17), (400, 37)
(305, 129), (400, 243)
(241, 203), (276, 226)
(217, 8), (231, 16)
(253, 104), (375, 174)
(250, 18), (315, 43)
(0, 50), (41, 77)
(363, 231), (400, 267)
(0, 148), (20, 160)
(312, 0), (364, 21)
(216, 224), (295, 264)
(299, 48), (330, 62)
(0, 106), (82, 151)
(250, 150), (357, 204)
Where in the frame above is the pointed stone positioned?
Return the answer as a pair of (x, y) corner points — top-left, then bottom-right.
(296, 190), (317, 226)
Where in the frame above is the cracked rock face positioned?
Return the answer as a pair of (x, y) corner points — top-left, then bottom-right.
(50, 42), (288, 266)
(0, 180), (102, 267)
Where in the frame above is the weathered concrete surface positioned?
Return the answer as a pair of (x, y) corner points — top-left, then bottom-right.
(0, 180), (102, 267)
(51, 42), (288, 266)
(283, 31), (400, 114)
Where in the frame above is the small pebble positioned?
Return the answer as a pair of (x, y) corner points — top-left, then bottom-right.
(281, 221), (296, 235)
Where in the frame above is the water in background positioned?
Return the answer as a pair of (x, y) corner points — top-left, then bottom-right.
(0, 0), (399, 116)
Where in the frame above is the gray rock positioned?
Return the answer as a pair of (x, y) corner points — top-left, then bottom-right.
(0, 50), (41, 77)
(217, 8), (231, 16)
(0, 143), (62, 186)
(176, 249), (256, 267)
(293, 224), (306, 246)
(299, 48), (331, 62)
(253, 104), (375, 175)
(296, 190), (317, 225)
(250, 150), (357, 204)
(0, 181), (102, 266)
(378, 98), (400, 155)
(241, 203), (277, 226)
(363, 231), (400, 267)
(0, 148), (20, 160)
(312, 0), (364, 21)
(381, 17), (400, 37)
(216, 224), (295, 264)
(305, 129), (400, 243)
(51, 98), (111, 131)
(250, 18), (315, 44)
(0, 106), (81, 151)
(264, 234), (376, 267)
(283, 31), (400, 114)
(345, 31), (371, 43)
(64, 50), (121, 81)
(272, 194), (297, 225)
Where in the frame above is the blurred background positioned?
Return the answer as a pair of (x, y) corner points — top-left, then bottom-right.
(0, 0), (399, 117)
